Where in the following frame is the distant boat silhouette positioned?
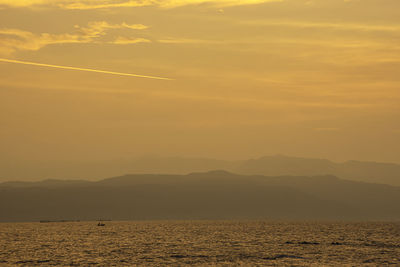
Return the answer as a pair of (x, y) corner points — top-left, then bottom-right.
(97, 222), (105, 226)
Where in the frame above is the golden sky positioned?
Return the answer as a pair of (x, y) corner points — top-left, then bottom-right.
(0, 0), (399, 163)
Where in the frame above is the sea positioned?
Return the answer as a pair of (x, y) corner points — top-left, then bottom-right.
(0, 221), (399, 266)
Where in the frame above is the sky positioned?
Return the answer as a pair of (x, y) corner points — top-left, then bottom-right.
(0, 0), (400, 165)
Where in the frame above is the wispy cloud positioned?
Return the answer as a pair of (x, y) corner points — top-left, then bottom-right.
(158, 38), (222, 45)
(74, 21), (148, 39)
(112, 37), (151, 44)
(0, 28), (83, 55)
(242, 20), (400, 33)
(0, 21), (149, 55)
(58, 0), (150, 10)
(156, 36), (394, 49)
(155, 0), (284, 8)
(0, 0), (283, 9)
(0, 0), (48, 7)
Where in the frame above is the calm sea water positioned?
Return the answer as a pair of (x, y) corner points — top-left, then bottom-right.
(0, 221), (399, 266)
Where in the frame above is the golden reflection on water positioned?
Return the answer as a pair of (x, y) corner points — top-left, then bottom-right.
(0, 221), (399, 266)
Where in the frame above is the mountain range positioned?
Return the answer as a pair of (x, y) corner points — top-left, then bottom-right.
(1, 170), (399, 222)
(1, 155), (400, 186)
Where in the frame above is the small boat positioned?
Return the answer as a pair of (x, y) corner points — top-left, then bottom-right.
(97, 222), (105, 226)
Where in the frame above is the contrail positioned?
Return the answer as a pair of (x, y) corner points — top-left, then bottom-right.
(0, 58), (173, 81)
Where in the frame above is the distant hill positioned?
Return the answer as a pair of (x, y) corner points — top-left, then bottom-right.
(233, 155), (400, 186)
(0, 156), (234, 181)
(1, 171), (399, 222)
(1, 155), (400, 186)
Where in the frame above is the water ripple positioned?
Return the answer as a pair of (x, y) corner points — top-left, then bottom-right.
(0, 221), (399, 266)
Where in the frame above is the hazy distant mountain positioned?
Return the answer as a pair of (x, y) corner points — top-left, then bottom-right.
(1, 155), (400, 186)
(0, 179), (92, 188)
(232, 155), (400, 186)
(0, 157), (234, 181)
(1, 171), (399, 222)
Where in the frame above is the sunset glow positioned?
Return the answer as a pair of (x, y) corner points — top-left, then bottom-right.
(1, 0), (399, 164)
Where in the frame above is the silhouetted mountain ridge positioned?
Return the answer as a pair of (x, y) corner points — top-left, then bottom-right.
(233, 155), (400, 186)
(1, 155), (399, 186)
(0, 171), (399, 222)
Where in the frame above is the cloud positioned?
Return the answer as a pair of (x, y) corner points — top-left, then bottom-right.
(0, 0), (283, 9)
(155, 0), (284, 8)
(57, 0), (149, 10)
(0, 28), (83, 55)
(112, 37), (151, 44)
(0, 21), (148, 55)
(242, 20), (400, 33)
(158, 38), (222, 44)
(74, 21), (148, 39)
(0, 0), (48, 7)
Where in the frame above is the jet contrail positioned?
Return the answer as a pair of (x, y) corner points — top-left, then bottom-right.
(0, 58), (173, 81)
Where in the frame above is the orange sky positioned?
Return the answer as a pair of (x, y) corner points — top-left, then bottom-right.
(0, 0), (399, 163)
